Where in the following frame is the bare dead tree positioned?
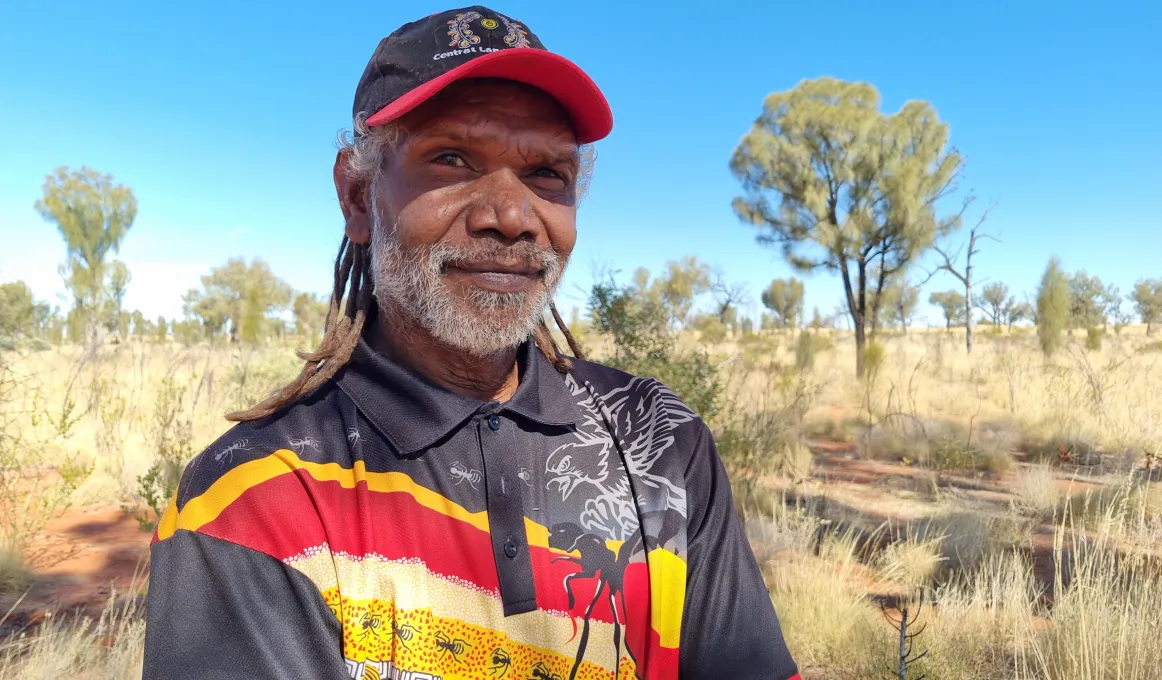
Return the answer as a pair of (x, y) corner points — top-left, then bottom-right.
(882, 593), (929, 680)
(710, 273), (750, 325)
(921, 199), (999, 354)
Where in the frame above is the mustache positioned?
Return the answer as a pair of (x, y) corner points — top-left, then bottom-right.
(429, 240), (562, 277)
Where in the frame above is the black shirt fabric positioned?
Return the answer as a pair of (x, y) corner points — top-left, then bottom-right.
(144, 339), (800, 680)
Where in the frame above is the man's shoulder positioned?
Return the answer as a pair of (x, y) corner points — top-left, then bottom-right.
(564, 356), (709, 440)
(563, 355), (640, 390)
(173, 383), (350, 511)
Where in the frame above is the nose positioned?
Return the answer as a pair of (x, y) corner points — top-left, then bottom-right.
(464, 169), (544, 243)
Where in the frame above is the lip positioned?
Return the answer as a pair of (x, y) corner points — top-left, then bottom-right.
(451, 261), (541, 276)
(446, 263), (542, 294)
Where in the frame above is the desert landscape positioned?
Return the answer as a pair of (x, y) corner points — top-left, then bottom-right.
(2, 316), (1161, 678)
(2, 6), (1159, 676)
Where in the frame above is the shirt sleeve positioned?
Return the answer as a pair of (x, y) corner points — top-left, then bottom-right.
(678, 423), (800, 680)
(143, 530), (349, 680)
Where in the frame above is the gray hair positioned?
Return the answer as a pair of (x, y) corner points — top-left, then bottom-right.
(335, 112), (597, 201)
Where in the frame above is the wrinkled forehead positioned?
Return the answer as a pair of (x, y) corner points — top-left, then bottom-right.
(398, 78), (580, 149)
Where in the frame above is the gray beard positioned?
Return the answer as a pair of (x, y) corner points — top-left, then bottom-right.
(368, 210), (564, 358)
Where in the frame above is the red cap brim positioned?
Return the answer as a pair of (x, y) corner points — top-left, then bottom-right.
(364, 49), (613, 144)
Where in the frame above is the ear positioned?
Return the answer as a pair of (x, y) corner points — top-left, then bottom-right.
(334, 150), (371, 245)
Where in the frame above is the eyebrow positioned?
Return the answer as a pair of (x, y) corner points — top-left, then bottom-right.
(418, 127), (580, 167)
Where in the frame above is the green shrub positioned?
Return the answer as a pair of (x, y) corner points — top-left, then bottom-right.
(794, 330), (815, 371)
(224, 350), (302, 415)
(862, 340), (886, 381)
(588, 279), (721, 419)
(171, 319), (204, 347)
(136, 376), (196, 530)
(0, 544), (33, 595)
(978, 446), (1015, 477)
(1085, 326), (1103, 351)
(691, 315), (728, 344)
(1037, 257), (1070, 356)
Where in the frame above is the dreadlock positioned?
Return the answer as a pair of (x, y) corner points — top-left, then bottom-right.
(226, 118), (589, 423)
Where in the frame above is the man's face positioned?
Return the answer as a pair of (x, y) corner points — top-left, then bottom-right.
(342, 79), (580, 357)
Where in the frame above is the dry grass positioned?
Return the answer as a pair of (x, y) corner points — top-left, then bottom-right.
(0, 325), (1160, 677)
(719, 326), (1162, 455)
(873, 531), (947, 591)
(1022, 536), (1162, 679)
(1012, 464), (1060, 517)
(723, 325), (1162, 678)
(0, 340), (300, 676)
(0, 590), (145, 679)
(927, 551), (1043, 678)
(0, 551), (31, 598)
(750, 491), (1162, 679)
(3, 341), (300, 507)
(768, 549), (895, 677)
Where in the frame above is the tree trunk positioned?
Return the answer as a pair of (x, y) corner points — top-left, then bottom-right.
(838, 257), (865, 378)
(854, 320), (866, 377)
(868, 254), (888, 342)
(965, 291), (974, 353)
(964, 262), (974, 355)
(855, 261), (869, 377)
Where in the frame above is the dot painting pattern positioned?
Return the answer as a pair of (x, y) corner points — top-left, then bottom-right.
(288, 547), (637, 679)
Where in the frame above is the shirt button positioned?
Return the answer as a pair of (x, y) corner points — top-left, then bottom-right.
(487, 415), (501, 431)
(503, 539), (519, 559)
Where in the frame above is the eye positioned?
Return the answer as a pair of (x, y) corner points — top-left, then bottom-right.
(530, 167), (564, 181)
(433, 152), (468, 167)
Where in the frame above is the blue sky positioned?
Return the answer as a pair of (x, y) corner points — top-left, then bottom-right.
(1, 0), (1159, 326)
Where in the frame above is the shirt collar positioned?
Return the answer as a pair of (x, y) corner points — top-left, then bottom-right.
(335, 338), (582, 455)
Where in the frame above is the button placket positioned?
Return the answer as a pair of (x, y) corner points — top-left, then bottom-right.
(478, 412), (537, 615)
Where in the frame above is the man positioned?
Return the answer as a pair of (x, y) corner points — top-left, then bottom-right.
(144, 7), (800, 680)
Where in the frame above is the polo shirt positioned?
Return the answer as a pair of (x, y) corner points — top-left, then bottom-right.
(143, 339), (801, 680)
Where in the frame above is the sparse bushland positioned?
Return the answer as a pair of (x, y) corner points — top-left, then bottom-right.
(1, 319), (1160, 677)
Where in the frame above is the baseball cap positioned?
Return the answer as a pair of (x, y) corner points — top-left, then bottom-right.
(352, 7), (613, 144)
